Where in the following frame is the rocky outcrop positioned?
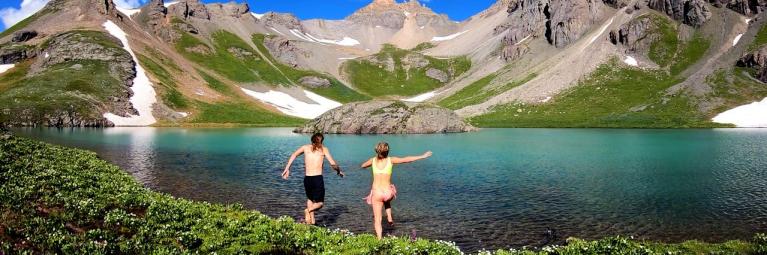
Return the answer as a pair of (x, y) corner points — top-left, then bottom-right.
(647, 0), (711, 27)
(0, 44), (36, 64)
(294, 101), (476, 134)
(546, 0), (605, 48)
(11, 30), (38, 43)
(207, 2), (250, 18)
(298, 76), (331, 88)
(496, 0), (606, 61)
(260, 12), (302, 30)
(709, 0), (766, 16)
(168, 0), (210, 20)
(608, 15), (659, 54)
(263, 35), (306, 67)
(737, 46), (767, 82)
(347, 0), (452, 29)
(426, 68), (449, 82)
(1, 109), (114, 127)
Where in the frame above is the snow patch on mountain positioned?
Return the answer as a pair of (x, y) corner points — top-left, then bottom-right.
(431, 30), (468, 42)
(251, 12), (264, 19)
(733, 34), (743, 46)
(164, 1), (178, 7)
(0, 64), (15, 74)
(403, 91), (439, 102)
(240, 88), (341, 119)
(624, 56), (638, 66)
(117, 7), (141, 17)
(102, 20), (158, 126)
(713, 97), (767, 127)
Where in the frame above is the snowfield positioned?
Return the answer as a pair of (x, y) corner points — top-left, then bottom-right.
(403, 91), (438, 102)
(289, 29), (361, 46)
(116, 7), (141, 17)
(733, 34), (743, 46)
(712, 98), (767, 127)
(102, 20), (158, 126)
(624, 56), (638, 66)
(0, 64), (15, 74)
(251, 12), (264, 19)
(431, 30), (469, 42)
(164, 1), (178, 7)
(240, 87), (341, 119)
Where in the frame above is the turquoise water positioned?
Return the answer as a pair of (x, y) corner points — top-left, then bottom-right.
(15, 128), (767, 251)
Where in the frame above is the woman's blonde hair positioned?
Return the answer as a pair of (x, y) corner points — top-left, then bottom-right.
(375, 142), (389, 159)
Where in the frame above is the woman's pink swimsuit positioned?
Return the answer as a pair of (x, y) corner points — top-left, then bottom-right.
(364, 157), (397, 204)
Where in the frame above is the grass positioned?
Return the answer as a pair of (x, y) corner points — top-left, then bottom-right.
(1, 133), (766, 254)
(197, 69), (234, 96)
(175, 30), (285, 84)
(136, 54), (189, 109)
(647, 14), (679, 68)
(189, 101), (303, 126)
(470, 60), (718, 128)
(342, 44), (471, 97)
(670, 33), (710, 76)
(748, 22), (767, 51)
(439, 73), (537, 110)
(704, 67), (767, 116)
(251, 34), (370, 103)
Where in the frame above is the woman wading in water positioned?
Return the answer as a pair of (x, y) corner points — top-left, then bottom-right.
(360, 142), (432, 239)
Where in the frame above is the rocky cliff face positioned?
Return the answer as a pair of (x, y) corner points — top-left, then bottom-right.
(647, 0), (711, 27)
(609, 15), (660, 54)
(294, 101), (476, 134)
(347, 0), (450, 29)
(709, 0), (766, 16)
(738, 45), (767, 82)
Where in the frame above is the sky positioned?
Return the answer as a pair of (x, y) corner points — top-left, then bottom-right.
(0, 0), (496, 32)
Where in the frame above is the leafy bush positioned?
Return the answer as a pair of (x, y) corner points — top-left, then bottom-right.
(0, 133), (762, 254)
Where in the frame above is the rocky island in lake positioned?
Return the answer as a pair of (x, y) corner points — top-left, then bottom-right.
(294, 101), (476, 134)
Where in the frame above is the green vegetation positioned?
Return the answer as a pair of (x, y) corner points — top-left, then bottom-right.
(0, 31), (133, 125)
(190, 101), (303, 126)
(197, 70), (234, 96)
(137, 54), (189, 109)
(251, 34), (369, 103)
(175, 30), (284, 84)
(670, 33), (710, 76)
(647, 14), (679, 68)
(704, 67), (767, 115)
(471, 60), (717, 128)
(343, 44), (471, 97)
(748, 22), (767, 51)
(412, 42), (435, 52)
(2, 133), (765, 254)
(439, 73), (537, 110)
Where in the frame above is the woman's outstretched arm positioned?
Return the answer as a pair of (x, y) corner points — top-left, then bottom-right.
(360, 158), (373, 169)
(391, 151), (432, 164)
(282, 147), (304, 179)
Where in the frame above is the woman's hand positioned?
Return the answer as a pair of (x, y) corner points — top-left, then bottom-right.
(422, 151), (433, 158)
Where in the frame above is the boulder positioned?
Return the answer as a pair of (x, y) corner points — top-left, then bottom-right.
(294, 101), (476, 134)
(11, 30), (38, 42)
(298, 76), (331, 88)
(425, 68), (449, 83)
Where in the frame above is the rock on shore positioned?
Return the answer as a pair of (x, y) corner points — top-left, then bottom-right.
(294, 101), (476, 134)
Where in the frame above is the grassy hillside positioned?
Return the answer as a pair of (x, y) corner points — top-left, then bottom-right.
(0, 31), (131, 126)
(342, 44), (471, 97)
(2, 133), (765, 254)
(251, 34), (370, 103)
(470, 14), (719, 128)
(439, 73), (537, 110)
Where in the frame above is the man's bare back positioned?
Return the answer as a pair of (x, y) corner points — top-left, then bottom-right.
(302, 145), (327, 176)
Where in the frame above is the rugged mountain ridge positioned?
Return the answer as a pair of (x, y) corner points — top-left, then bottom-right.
(1, 0), (766, 129)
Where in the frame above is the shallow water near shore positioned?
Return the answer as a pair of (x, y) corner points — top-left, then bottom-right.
(14, 127), (767, 252)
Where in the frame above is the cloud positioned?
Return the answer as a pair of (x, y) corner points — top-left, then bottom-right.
(0, 0), (51, 29)
(113, 0), (146, 9)
(0, 0), (146, 30)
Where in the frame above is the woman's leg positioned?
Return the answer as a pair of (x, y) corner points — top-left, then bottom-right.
(384, 200), (394, 224)
(372, 200), (384, 239)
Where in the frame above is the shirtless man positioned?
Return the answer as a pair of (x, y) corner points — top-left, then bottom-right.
(282, 133), (344, 225)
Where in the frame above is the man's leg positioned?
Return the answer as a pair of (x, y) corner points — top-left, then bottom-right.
(305, 200), (312, 223)
(306, 201), (323, 224)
